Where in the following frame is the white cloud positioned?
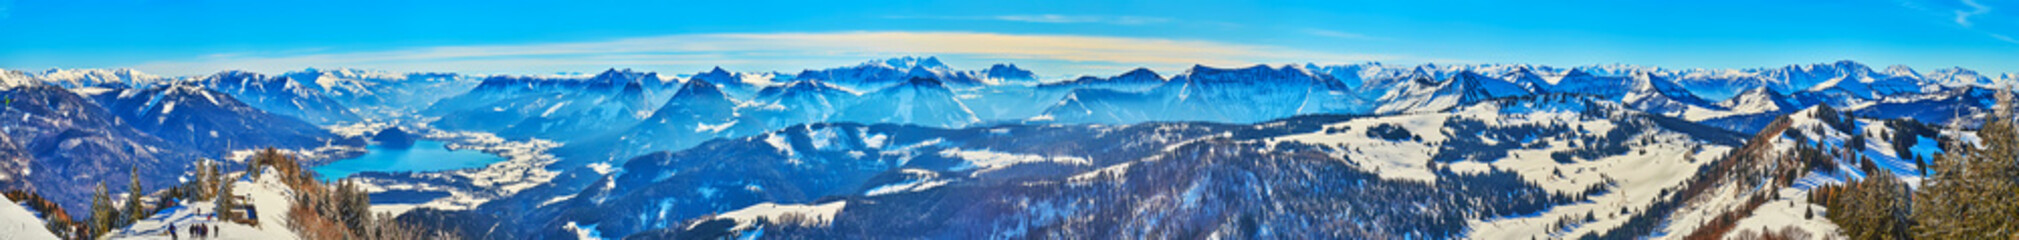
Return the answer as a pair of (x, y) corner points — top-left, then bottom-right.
(129, 31), (1399, 76)
(1955, 0), (1991, 27)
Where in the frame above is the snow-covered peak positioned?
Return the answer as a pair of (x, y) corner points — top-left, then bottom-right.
(591, 68), (657, 83)
(1882, 65), (1920, 78)
(1551, 68), (1596, 85)
(291, 67), (409, 80)
(1176, 64), (1326, 84)
(33, 68), (167, 88)
(0, 70), (45, 89)
(670, 76), (734, 102)
(870, 56), (951, 70)
(1715, 87), (1797, 113)
(981, 63), (1037, 82)
(1375, 71), (1532, 114)
(1925, 67), (1992, 87)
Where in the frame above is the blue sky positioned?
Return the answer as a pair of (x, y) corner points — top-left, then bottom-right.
(0, 0), (2015, 77)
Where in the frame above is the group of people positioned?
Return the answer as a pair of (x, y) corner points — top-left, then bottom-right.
(164, 211), (221, 240)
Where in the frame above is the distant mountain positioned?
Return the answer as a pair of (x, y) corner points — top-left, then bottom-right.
(193, 71), (362, 124)
(278, 68), (483, 114)
(425, 69), (664, 140)
(580, 78), (764, 163)
(747, 80), (860, 126)
(1040, 64), (1362, 124)
(1694, 87), (1800, 133)
(1037, 68), (1166, 92)
(31, 68), (166, 89)
(1375, 71), (1531, 114)
(78, 83), (344, 152)
(431, 96), (1759, 239)
(0, 81), (200, 214)
(1846, 86), (2006, 126)
(1922, 67), (1995, 88)
(833, 77), (981, 128)
(1620, 71), (1721, 116)
(980, 63), (1038, 84)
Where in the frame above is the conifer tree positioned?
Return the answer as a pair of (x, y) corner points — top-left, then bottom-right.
(216, 170), (237, 221)
(122, 167), (145, 225)
(88, 181), (114, 237)
(1912, 86), (2019, 238)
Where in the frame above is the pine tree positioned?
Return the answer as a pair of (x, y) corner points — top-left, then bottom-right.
(1912, 86), (2019, 239)
(216, 170), (237, 221)
(88, 181), (114, 237)
(122, 167), (146, 225)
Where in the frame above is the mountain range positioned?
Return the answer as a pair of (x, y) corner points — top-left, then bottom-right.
(0, 57), (2013, 239)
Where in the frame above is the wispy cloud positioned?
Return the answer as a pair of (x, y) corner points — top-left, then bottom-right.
(1900, 0), (2014, 45)
(129, 31), (1401, 76)
(1955, 0), (1991, 27)
(1993, 33), (2019, 44)
(1304, 29), (1377, 40)
(887, 14), (1169, 25)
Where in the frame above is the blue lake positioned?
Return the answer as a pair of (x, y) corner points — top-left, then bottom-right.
(312, 140), (505, 181)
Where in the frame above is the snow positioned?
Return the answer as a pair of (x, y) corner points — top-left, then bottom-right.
(0, 198), (58, 240)
(939, 148), (1091, 175)
(110, 168), (301, 240)
(763, 133), (794, 157)
(1466, 131), (1730, 239)
(862, 132), (889, 149)
(564, 221), (604, 240)
(700, 201), (848, 232)
(696, 120), (737, 133)
(1729, 188), (1841, 237)
(863, 168), (950, 196)
(1266, 113), (1450, 182)
(863, 179), (951, 196)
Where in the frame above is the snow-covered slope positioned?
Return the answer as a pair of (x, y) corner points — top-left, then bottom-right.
(110, 167), (303, 240)
(0, 197), (58, 240)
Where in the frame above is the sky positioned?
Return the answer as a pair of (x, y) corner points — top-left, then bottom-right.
(0, 0), (2015, 78)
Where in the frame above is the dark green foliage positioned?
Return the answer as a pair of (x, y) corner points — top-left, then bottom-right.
(122, 167), (145, 225)
(1811, 169), (1911, 240)
(1911, 89), (2019, 239)
(88, 182), (114, 238)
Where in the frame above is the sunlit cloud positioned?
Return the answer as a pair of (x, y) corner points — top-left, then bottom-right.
(886, 15), (1169, 25)
(129, 31), (1403, 76)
